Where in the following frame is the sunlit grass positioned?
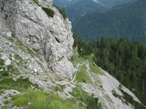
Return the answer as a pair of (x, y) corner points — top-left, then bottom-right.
(75, 65), (92, 83)
(13, 90), (85, 109)
(0, 77), (37, 91)
(70, 49), (103, 75)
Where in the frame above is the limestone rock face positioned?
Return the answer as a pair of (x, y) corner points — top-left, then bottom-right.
(0, 0), (74, 78)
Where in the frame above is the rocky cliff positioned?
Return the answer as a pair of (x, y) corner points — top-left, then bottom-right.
(0, 0), (74, 78)
(0, 0), (145, 109)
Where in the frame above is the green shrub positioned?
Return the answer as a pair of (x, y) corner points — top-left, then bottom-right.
(0, 77), (37, 91)
(75, 65), (91, 83)
(2, 106), (7, 109)
(0, 89), (4, 95)
(3, 100), (10, 104)
(54, 85), (65, 92)
(33, 0), (38, 4)
(53, 5), (67, 19)
(70, 86), (89, 103)
(86, 95), (102, 109)
(0, 59), (17, 76)
(42, 7), (54, 18)
(59, 8), (67, 19)
(112, 89), (122, 100)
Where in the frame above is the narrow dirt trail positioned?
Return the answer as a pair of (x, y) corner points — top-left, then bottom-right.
(71, 60), (96, 86)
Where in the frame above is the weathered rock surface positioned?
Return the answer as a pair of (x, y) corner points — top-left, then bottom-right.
(0, 0), (74, 78)
(0, 89), (20, 107)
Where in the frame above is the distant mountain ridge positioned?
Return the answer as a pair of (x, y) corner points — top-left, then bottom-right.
(72, 0), (146, 42)
(53, 0), (136, 8)
(93, 0), (137, 7)
(66, 0), (105, 21)
(53, 0), (137, 21)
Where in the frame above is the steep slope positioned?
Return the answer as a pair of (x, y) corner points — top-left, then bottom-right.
(73, 0), (146, 42)
(0, 0), (145, 109)
(69, 53), (145, 109)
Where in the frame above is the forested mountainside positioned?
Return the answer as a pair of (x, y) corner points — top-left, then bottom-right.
(73, 0), (146, 43)
(74, 34), (146, 107)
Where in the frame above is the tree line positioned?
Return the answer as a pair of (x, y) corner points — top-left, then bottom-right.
(73, 34), (146, 106)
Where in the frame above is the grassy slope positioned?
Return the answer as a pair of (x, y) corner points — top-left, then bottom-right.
(12, 90), (85, 109)
(70, 50), (103, 79)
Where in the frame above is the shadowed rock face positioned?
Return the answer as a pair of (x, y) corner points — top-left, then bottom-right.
(0, 0), (74, 78)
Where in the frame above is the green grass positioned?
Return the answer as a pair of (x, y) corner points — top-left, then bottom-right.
(0, 77), (37, 91)
(2, 106), (7, 109)
(70, 85), (103, 109)
(54, 85), (66, 92)
(7, 37), (15, 42)
(2, 35), (42, 61)
(84, 55), (103, 75)
(3, 100), (10, 104)
(70, 54), (85, 66)
(89, 61), (103, 75)
(16, 41), (42, 60)
(14, 54), (23, 61)
(70, 50), (103, 78)
(13, 89), (85, 109)
(13, 54), (24, 66)
(0, 59), (18, 76)
(71, 50), (103, 83)
(0, 59), (7, 76)
(0, 89), (4, 95)
(75, 65), (91, 83)
(69, 85), (89, 104)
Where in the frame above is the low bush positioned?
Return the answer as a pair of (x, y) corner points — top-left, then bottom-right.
(42, 7), (54, 18)
(59, 8), (67, 19)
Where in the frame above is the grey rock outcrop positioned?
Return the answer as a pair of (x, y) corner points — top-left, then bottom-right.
(0, 0), (74, 78)
(0, 89), (20, 107)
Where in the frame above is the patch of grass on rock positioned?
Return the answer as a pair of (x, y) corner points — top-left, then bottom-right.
(13, 89), (85, 109)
